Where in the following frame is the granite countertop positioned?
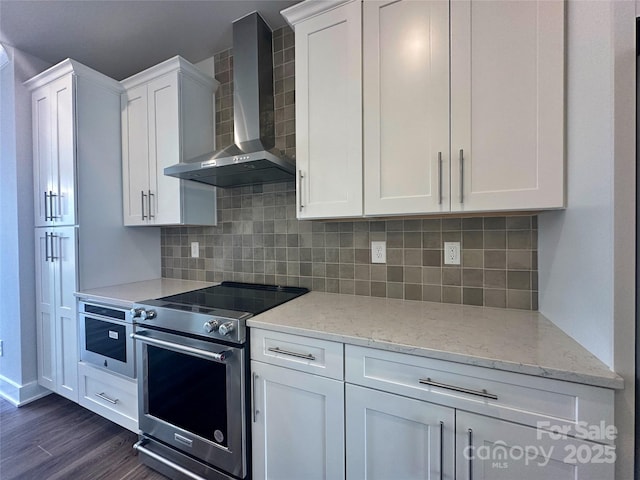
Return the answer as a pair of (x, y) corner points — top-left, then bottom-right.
(75, 278), (215, 308)
(247, 291), (623, 390)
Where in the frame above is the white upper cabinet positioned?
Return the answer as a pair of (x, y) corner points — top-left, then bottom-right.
(282, 0), (565, 219)
(286, 0), (363, 219)
(121, 56), (220, 226)
(363, 0), (450, 216)
(31, 74), (76, 227)
(450, 0), (565, 212)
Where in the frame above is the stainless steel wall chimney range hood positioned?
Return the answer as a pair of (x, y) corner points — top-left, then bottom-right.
(164, 12), (295, 188)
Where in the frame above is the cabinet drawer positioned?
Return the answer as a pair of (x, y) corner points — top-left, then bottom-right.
(251, 329), (344, 380)
(345, 346), (614, 442)
(78, 362), (138, 432)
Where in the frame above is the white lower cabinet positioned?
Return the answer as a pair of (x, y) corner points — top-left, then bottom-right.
(34, 226), (78, 402)
(78, 362), (138, 432)
(346, 384), (454, 480)
(456, 411), (615, 480)
(251, 361), (345, 480)
(249, 331), (615, 480)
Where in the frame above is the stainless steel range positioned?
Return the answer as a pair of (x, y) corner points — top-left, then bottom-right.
(130, 282), (308, 480)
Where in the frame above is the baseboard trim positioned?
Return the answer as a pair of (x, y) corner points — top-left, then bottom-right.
(0, 375), (51, 406)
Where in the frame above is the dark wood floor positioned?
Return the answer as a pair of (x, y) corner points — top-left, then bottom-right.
(0, 393), (167, 480)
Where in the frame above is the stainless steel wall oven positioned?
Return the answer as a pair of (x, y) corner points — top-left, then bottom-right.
(79, 301), (135, 378)
(131, 282), (308, 480)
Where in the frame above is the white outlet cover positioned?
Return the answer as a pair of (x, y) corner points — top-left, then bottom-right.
(444, 242), (460, 265)
(191, 241), (199, 258)
(371, 241), (387, 264)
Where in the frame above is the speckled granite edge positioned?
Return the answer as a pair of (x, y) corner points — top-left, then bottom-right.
(247, 292), (624, 390)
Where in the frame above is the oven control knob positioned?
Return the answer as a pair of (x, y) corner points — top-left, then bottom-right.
(203, 320), (220, 333)
(219, 322), (235, 336)
(140, 309), (156, 321)
(130, 308), (143, 319)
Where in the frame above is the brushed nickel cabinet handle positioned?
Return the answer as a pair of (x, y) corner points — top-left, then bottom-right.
(95, 392), (119, 404)
(48, 191), (58, 219)
(44, 232), (50, 262)
(141, 190), (147, 220)
(267, 346), (316, 361)
(49, 233), (57, 261)
(252, 373), (258, 423)
(468, 428), (473, 480)
(419, 377), (498, 400)
(44, 191), (49, 221)
(459, 149), (464, 204)
(438, 151), (443, 205)
(298, 170), (304, 212)
(439, 421), (444, 480)
(148, 190), (155, 219)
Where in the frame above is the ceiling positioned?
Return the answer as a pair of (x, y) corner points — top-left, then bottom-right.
(0, 0), (300, 81)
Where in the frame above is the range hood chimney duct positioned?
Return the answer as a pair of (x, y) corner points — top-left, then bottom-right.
(164, 12), (295, 188)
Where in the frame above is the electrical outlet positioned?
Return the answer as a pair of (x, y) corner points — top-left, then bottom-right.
(191, 242), (199, 258)
(371, 241), (387, 264)
(444, 242), (460, 265)
(0, 340), (3, 357)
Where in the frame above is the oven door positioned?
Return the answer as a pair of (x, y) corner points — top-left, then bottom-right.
(133, 326), (246, 479)
(79, 313), (134, 378)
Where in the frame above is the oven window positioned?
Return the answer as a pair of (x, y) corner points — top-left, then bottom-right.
(147, 345), (228, 447)
(85, 317), (126, 362)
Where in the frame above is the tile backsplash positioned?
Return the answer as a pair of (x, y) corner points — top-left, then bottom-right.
(161, 27), (538, 310)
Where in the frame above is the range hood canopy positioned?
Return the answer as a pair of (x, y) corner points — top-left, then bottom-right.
(164, 12), (295, 188)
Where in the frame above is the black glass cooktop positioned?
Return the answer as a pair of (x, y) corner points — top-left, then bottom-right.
(156, 282), (309, 316)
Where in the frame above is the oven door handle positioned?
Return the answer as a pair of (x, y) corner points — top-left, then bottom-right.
(131, 332), (231, 363)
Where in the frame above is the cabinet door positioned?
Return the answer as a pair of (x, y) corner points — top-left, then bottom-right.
(456, 411), (614, 480)
(122, 84), (151, 225)
(34, 226), (78, 401)
(34, 229), (56, 390)
(294, 0), (362, 219)
(32, 85), (54, 227)
(364, 0), (450, 215)
(251, 361), (345, 480)
(346, 384), (454, 480)
(147, 72), (181, 225)
(50, 75), (76, 226)
(32, 75), (76, 227)
(52, 226), (79, 402)
(450, 0), (564, 212)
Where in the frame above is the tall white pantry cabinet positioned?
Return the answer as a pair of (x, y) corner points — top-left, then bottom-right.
(26, 59), (160, 401)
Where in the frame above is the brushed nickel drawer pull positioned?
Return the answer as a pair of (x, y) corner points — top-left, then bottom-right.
(95, 392), (119, 404)
(419, 377), (498, 400)
(134, 440), (206, 480)
(267, 346), (316, 361)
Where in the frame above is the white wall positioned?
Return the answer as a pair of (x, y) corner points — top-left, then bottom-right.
(0, 44), (51, 405)
(538, 0), (615, 367)
(538, 1), (635, 478)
